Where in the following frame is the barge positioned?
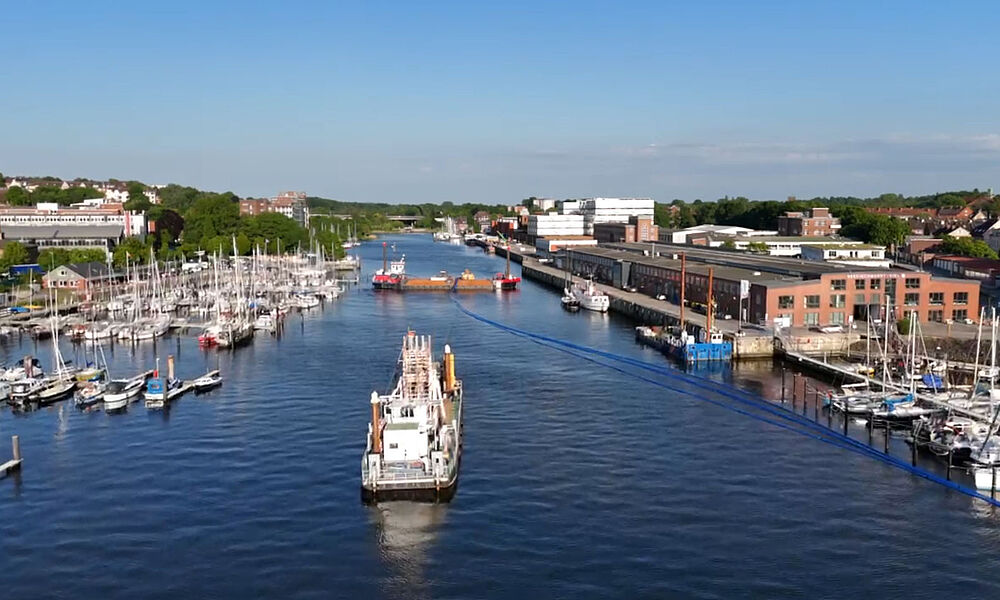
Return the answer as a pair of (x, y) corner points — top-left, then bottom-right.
(361, 331), (463, 503)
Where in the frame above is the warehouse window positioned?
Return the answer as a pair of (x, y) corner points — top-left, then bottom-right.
(855, 279), (866, 290)
(830, 294), (846, 308)
(830, 312), (845, 324)
(905, 278), (921, 289)
(870, 279), (881, 290)
(804, 295), (820, 308)
(778, 295), (794, 309)
(831, 279), (846, 290)
(904, 293), (919, 306)
(953, 309), (968, 321)
(929, 292), (943, 305)
(804, 312), (819, 326)
(954, 292), (968, 305)
(928, 310), (943, 323)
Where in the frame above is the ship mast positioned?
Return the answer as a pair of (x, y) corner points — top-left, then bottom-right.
(706, 267), (714, 334)
(505, 242), (511, 278)
(679, 252), (686, 333)
(382, 241), (388, 273)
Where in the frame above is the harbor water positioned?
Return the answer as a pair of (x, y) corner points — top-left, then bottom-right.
(4, 233), (1000, 598)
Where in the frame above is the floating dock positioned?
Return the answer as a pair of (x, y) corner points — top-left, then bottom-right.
(1, 435), (22, 477)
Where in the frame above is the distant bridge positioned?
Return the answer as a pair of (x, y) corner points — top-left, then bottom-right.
(387, 215), (422, 225)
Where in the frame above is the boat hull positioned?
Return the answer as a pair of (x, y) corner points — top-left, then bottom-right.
(361, 473), (459, 504)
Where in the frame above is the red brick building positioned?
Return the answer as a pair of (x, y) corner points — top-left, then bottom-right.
(777, 207), (841, 237)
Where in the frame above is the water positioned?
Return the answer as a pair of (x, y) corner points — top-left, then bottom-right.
(3, 234), (1000, 599)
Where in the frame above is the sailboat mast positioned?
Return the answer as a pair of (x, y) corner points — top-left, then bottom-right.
(972, 307), (985, 401)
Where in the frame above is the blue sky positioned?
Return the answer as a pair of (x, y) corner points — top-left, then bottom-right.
(2, 1), (998, 203)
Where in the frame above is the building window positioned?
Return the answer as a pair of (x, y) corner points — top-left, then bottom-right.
(831, 279), (846, 291)
(804, 295), (820, 308)
(870, 293), (880, 306)
(855, 293), (866, 305)
(905, 278), (920, 289)
(804, 312), (819, 326)
(830, 294), (846, 308)
(778, 295), (794, 309)
(954, 292), (968, 305)
(830, 312), (845, 325)
(870, 279), (881, 290)
(855, 279), (866, 290)
(904, 293), (919, 306)
(886, 279), (896, 295)
(929, 310), (944, 323)
(929, 292), (943, 305)
(953, 309), (968, 321)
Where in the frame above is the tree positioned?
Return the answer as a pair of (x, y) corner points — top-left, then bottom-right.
(113, 237), (150, 267)
(182, 194), (240, 245)
(235, 232), (251, 255)
(720, 239), (736, 250)
(748, 241), (769, 253)
(938, 235), (999, 259)
(0, 241), (30, 272)
(240, 213), (307, 251)
(6, 187), (30, 206)
(37, 248), (73, 270)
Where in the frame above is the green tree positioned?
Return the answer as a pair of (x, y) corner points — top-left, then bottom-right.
(0, 241), (30, 272)
(235, 232), (252, 255)
(938, 235), (999, 259)
(182, 194), (241, 245)
(113, 237), (150, 267)
(37, 248), (73, 270)
(748, 241), (769, 253)
(720, 239), (736, 250)
(6, 187), (30, 206)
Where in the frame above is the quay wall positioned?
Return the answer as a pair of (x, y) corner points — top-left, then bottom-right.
(519, 258), (774, 359)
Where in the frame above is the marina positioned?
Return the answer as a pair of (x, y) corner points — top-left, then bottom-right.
(5, 234), (1000, 598)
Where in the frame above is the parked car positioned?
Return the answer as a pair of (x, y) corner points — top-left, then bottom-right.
(656, 294), (667, 301)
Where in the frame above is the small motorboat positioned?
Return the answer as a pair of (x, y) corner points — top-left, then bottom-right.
(35, 378), (77, 405)
(103, 376), (146, 411)
(193, 371), (223, 392)
(561, 294), (581, 312)
(74, 380), (107, 408)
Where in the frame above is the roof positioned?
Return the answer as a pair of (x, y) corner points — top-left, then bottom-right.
(933, 255), (1000, 270)
(65, 262), (112, 279)
(802, 243), (883, 250)
(44, 262), (113, 280)
(1, 225), (124, 239)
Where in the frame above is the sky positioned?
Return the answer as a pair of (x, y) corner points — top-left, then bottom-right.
(2, 1), (999, 204)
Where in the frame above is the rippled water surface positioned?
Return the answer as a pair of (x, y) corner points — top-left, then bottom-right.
(3, 234), (1000, 599)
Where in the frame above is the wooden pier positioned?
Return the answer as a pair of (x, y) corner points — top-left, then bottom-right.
(1, 435), (22, 477)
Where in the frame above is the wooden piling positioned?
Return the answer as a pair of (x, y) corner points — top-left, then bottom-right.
(883, 426), (890, 454)
(826, 392), (832, 428)
(1, 435), (22, 476)
(911, 436), (917, 466)
(993, 466), (997, 501)
(813, 388), (819, 421)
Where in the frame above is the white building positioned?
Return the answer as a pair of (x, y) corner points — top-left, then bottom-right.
(577, 197), (654, 234)
(561, 200), (581, 214)
(534, 236), (598, 256)
(0, 203), (146, 240)
(726, 237), (866, 257)
(800, 244), (890, 268)
(527, 213), (585, 238)
(533, 198), (558, 212)
(663, 224), (772, 244)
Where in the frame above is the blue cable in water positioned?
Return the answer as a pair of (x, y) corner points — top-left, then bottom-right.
(452, 298), (1000, 508)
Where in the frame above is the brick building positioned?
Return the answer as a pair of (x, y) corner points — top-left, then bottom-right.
(777, 207), (840, 237)
(565, 246), (979, 328)
(592, 216), (658, 244)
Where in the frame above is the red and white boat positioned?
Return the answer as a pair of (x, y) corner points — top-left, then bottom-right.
(372, 242), (405, 290)
(492, 245), (520, 291)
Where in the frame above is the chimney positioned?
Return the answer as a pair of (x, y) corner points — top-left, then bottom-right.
(370, 391), (382, 454)
(443, 344), (456, 392)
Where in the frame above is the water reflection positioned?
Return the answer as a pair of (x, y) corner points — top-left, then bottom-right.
(370, 502), (448, 598)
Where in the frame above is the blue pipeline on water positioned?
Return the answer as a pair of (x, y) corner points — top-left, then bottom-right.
(452, 297), (1000, 509)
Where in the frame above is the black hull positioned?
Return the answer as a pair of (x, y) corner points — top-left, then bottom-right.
(361, 479), (459, 504)
(372, 283), (400, 291)
(496, 281), (519, 291)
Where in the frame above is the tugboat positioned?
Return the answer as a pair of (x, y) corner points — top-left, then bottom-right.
(492, 244), (521, 291)
(372, 242), (405, 290)
(361, 331), (463, 503)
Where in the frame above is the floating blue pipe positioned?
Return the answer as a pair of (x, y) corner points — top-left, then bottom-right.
(453, 298), (1000, 508)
